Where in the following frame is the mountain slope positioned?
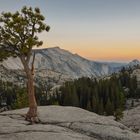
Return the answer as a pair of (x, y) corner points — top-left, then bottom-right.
(1, 47), (140, 86)
(35, 47), (112, 77)
(1, 47), (124, 78)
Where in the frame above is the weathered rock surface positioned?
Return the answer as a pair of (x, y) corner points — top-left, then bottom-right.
(121, 105), (140, 133)
(0, 106), (140, 140)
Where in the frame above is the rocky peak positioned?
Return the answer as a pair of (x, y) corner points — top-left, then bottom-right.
(129, 59), (140, 66)
(132, 59), (140, 63)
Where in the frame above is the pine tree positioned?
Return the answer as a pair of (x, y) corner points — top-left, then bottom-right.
(98, 99), (104, 115)
(0, 6), (50, 123)
(87, 100), (92, 111)
(105, 98), (114, 115)
(12, 88), (28, 109)
(71, 86), (79, 107)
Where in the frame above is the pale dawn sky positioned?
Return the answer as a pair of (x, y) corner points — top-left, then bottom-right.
(0, 0), (140, 62)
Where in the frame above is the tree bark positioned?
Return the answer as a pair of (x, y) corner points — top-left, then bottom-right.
(20, 55), (38, 123)
(25, 72), (38, 123)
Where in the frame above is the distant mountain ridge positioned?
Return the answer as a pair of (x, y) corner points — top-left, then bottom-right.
(1, 47), (140, 82)
(1, 47), (111, 77)
(128, 59), (140, 67)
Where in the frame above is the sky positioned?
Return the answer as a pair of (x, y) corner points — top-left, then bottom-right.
(0, 0), (140, 62)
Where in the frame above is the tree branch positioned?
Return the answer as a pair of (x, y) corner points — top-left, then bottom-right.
(26, 47), (32, 64)
(31, 52), (35, 76)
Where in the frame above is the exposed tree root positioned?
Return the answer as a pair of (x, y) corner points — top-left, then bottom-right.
(25, 107), (40, 124)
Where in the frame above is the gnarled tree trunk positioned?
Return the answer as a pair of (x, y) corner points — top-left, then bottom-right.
(26, 72), (38, 123)
(20, 54), (38, 123)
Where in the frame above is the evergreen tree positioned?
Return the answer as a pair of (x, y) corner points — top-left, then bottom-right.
(0, 6), (50, 123)
(98, 99), (104, 115)
(87, 100), (92, 111)
(71, 86), (79, 107)
(105, 98), (114, 115)
(12, 88), (28, 109)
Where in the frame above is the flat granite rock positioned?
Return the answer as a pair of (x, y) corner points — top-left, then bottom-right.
(121, 105), (140, 133)
(0, 106), (140, 140)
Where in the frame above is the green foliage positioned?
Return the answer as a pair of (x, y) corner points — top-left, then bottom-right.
(62, 82), (79, 107)
(56, 76), (125, 116)
(114, 109), (123, 121)
(0, 6), (50, 60)
(119, 67), (138, 98)
(12, 88), (28, 109)
(0, 6), (50, 114)
(87, 100), (92, 111)
(54, 69), (138, 117)
(105, 98), (114, 115)
(98, 99), (104, 115)
(0, 80), (52, 109)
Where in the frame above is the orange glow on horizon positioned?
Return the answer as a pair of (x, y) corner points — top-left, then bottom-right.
(43, 39), (140, 62)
